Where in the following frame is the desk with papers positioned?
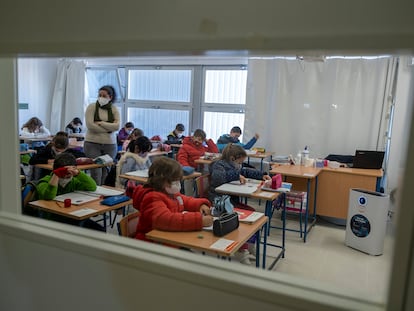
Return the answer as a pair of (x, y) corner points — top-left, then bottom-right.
(146, 216), (268, 268)
(29, 186), (131, 231)
(215, 180), (285, 270)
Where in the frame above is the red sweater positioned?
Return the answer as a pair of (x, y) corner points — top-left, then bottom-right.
(177, 136), (219, 168)
(133, 185), (211, 241)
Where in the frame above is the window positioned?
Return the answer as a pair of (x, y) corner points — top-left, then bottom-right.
(202, 67), (247, 141)
(85, 64), (248, 140)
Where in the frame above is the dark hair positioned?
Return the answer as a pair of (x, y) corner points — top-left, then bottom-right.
(193, 129), (206, 140)
(175, 123), (185, 131)
(99, 85), (116, 102)
(52, 131), (69, 149)
(127, 128), (144, 140)
(22, 117), (43, 132)
(230, 126), (242, 135)
(128, 136), (152, 153)
(221, 143), (246, 161)
(125, 122), (134, 128)
(53, 153), (76, 170)
(72, 117), (83, 126)
(146, 157), (183, 191)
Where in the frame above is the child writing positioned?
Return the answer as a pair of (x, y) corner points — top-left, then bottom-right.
(208, 143), (270, 265)
(132, 157), (213, 241)
(121, 128), (144, 151)
(116, 136), (152, 188)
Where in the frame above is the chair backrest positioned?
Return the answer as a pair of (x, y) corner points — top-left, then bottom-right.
(195, 174), (210, 199)
(117, 211), (140, 238)
(21, 181), (38, 215)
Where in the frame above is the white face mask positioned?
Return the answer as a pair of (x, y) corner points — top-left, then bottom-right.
(98, 97), (110, 106)
(165, 181), (181, 194)
(58, 177), (73, 188)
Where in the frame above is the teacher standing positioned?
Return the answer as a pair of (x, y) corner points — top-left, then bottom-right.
(84, 85), (120, 185)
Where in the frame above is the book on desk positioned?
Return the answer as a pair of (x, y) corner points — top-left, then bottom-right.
(234, 207), (265, 224)
(54, 186), (125, 205)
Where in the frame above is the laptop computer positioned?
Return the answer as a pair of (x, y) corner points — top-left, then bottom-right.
(352, 150), (385, 169)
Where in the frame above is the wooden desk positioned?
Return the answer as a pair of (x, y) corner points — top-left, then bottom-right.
(316, 167), (383, 219)
(34, 162), (112, 171)
(68, 138), (84, 149)
(270, 164), (383, 220)
(215, 183), (285, 269)
(68, 133), (85, 139)
(119, 171), (202, 184)
(146, 216), (268, 268)
(29, 191), (132, 231)
(270, 165), (322, 242)
(247, 152), (274, 171)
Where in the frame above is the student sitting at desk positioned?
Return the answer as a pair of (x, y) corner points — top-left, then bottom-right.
(117, 121), (134, 149)
(177, 129), (219, 170)
(65, 117), (83, 135)
(132, 157), (213, 242)
(121, 128), (144, 152)
(20, 116), (51, 148)
(116, 136), (152, 188)
(29, 131), (85, 180)
(209, 144), (270, 265)
(36, 153), (103, 231)
(165, 123), (185, 145)
(216, 126), (259, 152)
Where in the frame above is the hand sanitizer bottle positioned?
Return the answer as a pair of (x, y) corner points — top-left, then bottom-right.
(301, 146), (309, 165)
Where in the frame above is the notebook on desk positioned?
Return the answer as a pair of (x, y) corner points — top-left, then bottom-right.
(352, 150), (385, 169)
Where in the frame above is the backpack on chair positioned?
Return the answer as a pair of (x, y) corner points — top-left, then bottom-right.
(21, 181), (39, 216)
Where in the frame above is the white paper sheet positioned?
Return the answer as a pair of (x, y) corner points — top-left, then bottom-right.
(209, 238), (236, 251)
(54, 192), (99, 205)
(125, 169), (149, 177)
(215, 181), (259, 195)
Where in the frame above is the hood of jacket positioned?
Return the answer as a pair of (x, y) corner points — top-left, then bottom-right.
(116, 152), (150, 187)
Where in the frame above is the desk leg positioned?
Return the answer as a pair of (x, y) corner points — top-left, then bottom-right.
(262, 220), (268, 269)
(303, 176), (318, 243)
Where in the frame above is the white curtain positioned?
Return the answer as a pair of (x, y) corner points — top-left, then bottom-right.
(244, 57), (394, 159)
(50, 59), (86, 133)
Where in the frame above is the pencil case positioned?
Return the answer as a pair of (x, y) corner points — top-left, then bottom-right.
(100, 195), (130, 206)
(213, 212), (239, 237)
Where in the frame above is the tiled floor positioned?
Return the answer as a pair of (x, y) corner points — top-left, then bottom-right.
(259, 205), (394, 303)
(106, 202), (394, 303)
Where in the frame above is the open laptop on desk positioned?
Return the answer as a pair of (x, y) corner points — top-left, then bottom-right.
(352, 150), (385, 169)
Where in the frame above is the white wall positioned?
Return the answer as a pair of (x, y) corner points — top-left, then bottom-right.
(387, 56), (414, 195)
(17, 58), (57, 131)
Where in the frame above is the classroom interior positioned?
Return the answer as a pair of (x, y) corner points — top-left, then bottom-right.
(16, 53), (411, 304)
(1, 2), (414, 311)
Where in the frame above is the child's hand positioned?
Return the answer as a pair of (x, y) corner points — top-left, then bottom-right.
(53, 166), (69, 178)
(254, 133), (260, 139)
(239, 175), (246, 184)
(202, 215), (213, 227)
(66, 166), (79, 176)
(263, 174), (271, 181)
(200, 204), (211, 216)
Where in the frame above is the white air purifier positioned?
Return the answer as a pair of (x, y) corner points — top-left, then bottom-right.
(345, 188), (389, 255)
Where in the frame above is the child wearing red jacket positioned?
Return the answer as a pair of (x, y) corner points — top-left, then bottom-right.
(132, 157), (213, 241)
(177, 129), (218, 169)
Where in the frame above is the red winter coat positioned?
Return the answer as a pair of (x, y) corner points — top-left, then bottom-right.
(177, 136), (219, 168)
(133, 185), (211, 241)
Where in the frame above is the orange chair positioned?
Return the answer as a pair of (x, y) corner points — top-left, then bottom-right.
(194, 174), (210, 199)
(117, 211), (140, 238)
